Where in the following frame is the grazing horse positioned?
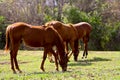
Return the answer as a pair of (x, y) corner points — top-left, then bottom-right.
(72, 22), (92, 61)
(4, 22), (68, 73)
(45, 21), (78, 61)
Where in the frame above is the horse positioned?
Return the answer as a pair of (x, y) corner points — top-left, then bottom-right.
(69, 22), (92, 61)
(4, 22), (68, 73)
(45, 21), (78, 61)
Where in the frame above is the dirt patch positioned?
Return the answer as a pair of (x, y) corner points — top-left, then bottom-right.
(0, 61), (32, 65)
(19, 61), (32, 64)
(0, 61), (10, 65)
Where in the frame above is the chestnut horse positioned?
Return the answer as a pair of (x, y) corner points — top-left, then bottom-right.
(71, 22), (92, 61)
(4, 22), (68, 73)
(45, 21), (78, 61)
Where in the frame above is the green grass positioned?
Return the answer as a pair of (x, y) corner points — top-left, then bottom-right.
(0, 50), (120, 80)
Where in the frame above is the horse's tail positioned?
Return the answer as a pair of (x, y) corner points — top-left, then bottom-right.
(4, 26), (11, 53)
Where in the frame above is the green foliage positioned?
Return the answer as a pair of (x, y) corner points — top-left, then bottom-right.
(0, 16), (6, 49)
(44, 7), (58, 22)
(64, 6), (81, 23)
(105, 22), (120, 50)
(63, 6), (89, 23)
(88, 11), (113, 50)
(0, 1), (120, 50)
(63, 6), (119, 50)
(44, 14), (54, 22)
(89, 12), (104, 50)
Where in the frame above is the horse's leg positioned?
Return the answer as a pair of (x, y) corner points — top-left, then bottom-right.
(69, 40), (78, 61)
(13, 44), (22, 73)
(85, 43), (88, 58)
(48, 52), (54, 63)
(64, 42), (71, 61)
(74, 39), (79, 61)
(11, 42), (22, 73)
(82, 43), (86, 59)
(10, 50), (16, 74)
(40, 48), (47, 72)
(64, 42), (69, 54)
(85, 35), (89, 58)
(68, 51), (72, 60)
(73, 39), (79, 61)
(50, 49), (59, 71)
(82, 36), (89, 59)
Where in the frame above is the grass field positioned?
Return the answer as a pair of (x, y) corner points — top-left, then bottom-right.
(0, 50), (120, 80)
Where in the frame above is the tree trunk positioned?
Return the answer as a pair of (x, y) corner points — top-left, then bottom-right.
(56, 0), (64, 21)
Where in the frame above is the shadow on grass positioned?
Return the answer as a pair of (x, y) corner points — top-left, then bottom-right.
(24, 70), (71, 75)
(68, 57), (111, 66)
(0, 61), (32, 65)
(9, 57), (112, 75)
(86, 57), (111, 62)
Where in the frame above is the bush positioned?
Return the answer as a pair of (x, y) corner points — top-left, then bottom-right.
(89, 13), (112, 50)
(63, 6), (89, 23)
(0, 16), (6, 49)
(105, 22), (120, 50)
(63, 6), (115, 50)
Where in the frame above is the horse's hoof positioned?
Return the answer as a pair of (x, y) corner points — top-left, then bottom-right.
(68, 59), (70, 62)
(19, 70), (22, 73)
(41, 69), (45, 72)
(62, 69), (67, 72)
(74, 60), (77, 62)
(50, 60), (54, 63)
(42, 70), (45, 72)
(56, 68), (59, 71)
(74, 58), (78, 61)
(40, 67), (45, 72)
(82, 57), (84, 59)
(13, 71), (17, 74)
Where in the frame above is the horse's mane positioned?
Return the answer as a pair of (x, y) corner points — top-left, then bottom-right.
(10, 22), (32, 27)
(45, 21), (63, 29)
(68, 23), (78, 38)
(74, 22), (91, 27)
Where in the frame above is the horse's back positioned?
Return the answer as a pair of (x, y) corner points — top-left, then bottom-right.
(74, 22), (92, 31)
(23, 25), (61, 47)
(64, 24), (78, 40)
(74, 22), (92, 38)
(6, 22), (46, 47)
(46, 21), (78, 41)
(6, 22), (30, 41)
(7, 22), (31, 34)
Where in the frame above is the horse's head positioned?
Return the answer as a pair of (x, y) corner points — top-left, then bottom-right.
(58, 52), (68, 72)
